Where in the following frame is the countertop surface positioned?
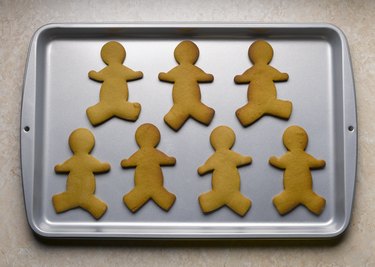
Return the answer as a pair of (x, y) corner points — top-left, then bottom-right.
(1, 0), (374, 266)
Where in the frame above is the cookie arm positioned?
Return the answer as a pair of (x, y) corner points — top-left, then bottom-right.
(123, 66), (143, 81)
(197, 157), (215, 175)
(194, 67), (214, 83)
(54, 159), (72, 173)
(307, 154), (326, 169)
(234, 68), (253, 84)
(269, 66), (289, 82)
(269, 156), (286, 169)
(198, 73), (214, 83)
(236, 154), (252, 167)
(88, 70), (105, 82)
(121, 152), (139, 168)
(89, 157), (111, 173)
(158, 71), (175, 83)
(155, 150), (176, 166)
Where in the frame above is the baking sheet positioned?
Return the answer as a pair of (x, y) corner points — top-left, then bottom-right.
(21, 23), (357, 238)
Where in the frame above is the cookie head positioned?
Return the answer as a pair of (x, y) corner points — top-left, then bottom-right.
(249, 40), (274, 64)
(135, 123), (161, 148)
(174, 40), (199, 64)
(69, 128), (95, 154)
(101, 41), (126, 65)
(210, 126), (236, 150)
(283, 125), (308, 151)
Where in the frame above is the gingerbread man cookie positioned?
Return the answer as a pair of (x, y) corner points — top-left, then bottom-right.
(121, 123), (176, 212)
(87, 41), (143, 126)
(198, 126), (252, 216)
(52, 128), (110, 219)
(234, 40), (292, 126)
(269, 125), (326, 215)
(159, 40), (215, 131)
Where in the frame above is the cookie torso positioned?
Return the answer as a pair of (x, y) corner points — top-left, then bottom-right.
(133, 149), (166, 191)
(281, 151), (314, 194)
(171, 65), (203, 103)
(65, 156), (97, 195)
(98, 64), (129, 102)
(248, 65), (278, 103)
(211, 151), (241, 193)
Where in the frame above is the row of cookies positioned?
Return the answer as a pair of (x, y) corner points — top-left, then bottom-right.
(52, 123), (325, 219)
(87, 40), (291, 130)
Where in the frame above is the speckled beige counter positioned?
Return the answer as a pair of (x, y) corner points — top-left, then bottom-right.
(1, 0), (374, 266)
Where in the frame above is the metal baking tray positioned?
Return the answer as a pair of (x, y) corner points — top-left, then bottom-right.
(21, 23), (357, 239)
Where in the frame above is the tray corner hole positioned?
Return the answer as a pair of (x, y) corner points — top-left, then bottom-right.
(24, 126), (30, 133)
(348, 125), (354, 132)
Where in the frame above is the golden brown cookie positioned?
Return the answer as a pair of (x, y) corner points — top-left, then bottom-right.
(159, 40), (215, 131)
(121, 123), (176, 212)
(52, 128), (110, 219)
(234, 40), (292, 126)
(87, 41), (143, 126)
(269, 125), (326, 215)
(198, 126), (252, 216)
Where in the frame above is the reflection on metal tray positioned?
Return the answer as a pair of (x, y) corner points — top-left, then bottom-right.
(21, 23), (357, 239)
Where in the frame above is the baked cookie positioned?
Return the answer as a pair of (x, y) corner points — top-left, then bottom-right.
(198, 126), (252, 216)
(269, 125), (326, 215)
(52, 128), (110, 219)
(87, 41), (143, 126)
(234, 40), (292, 126)
(159, 40), (215, 131)
(121, 123), (176, 212)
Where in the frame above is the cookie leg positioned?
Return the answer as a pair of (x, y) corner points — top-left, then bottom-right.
(164, 105), (189, 131)
(80, 195), (108, 219)
(123, 188), (150, 212)
(52, 192), (79, 213)
(226, 192), (252, 216)
(198, 191), (224, 213)
(272, 191), (300, 215)
(151, 187), (176, 211)
(114, 101), (141, 121)
(235, 103), (265, 127)
(266, 99), (292, 119)
(189, 102), (215, 125)
(301, 191), (326, 215)
(86, 102), (113, 126)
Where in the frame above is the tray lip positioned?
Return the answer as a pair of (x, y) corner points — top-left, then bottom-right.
(20, 22), (357, 239)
